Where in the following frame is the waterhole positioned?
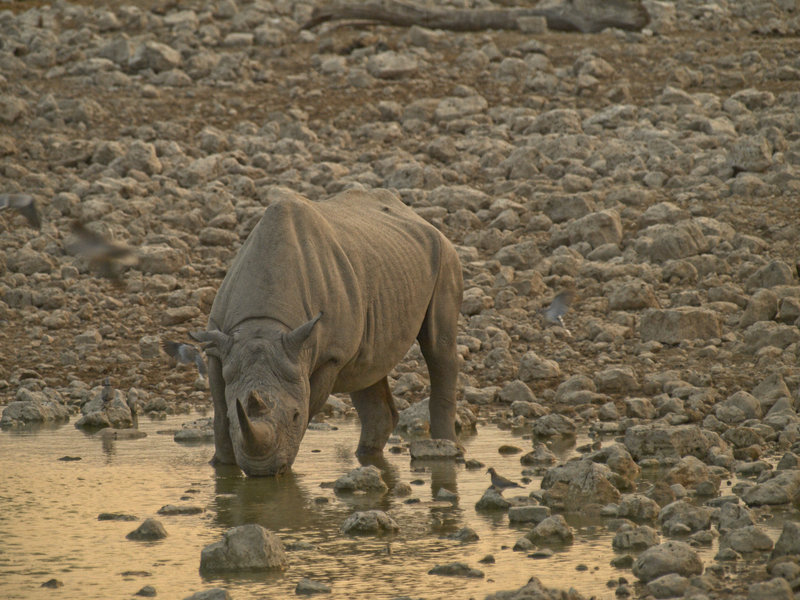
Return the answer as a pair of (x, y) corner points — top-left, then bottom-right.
(0, 414), (782, 599)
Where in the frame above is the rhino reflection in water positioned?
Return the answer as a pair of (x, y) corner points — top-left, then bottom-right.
(192, 189), (463, 477)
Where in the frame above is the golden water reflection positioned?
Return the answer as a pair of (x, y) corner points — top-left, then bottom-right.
(0, 414), (781, 599)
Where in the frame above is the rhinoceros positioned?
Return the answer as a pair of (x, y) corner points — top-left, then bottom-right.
(191, 188), (463, 476)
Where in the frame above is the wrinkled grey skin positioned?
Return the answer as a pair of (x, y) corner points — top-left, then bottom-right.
(192, 189), (463, 476)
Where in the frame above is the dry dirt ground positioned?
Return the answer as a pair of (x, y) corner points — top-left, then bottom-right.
(2, 0), (800, 597)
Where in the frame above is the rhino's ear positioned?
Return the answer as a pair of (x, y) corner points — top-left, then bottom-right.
(283, 312), (322, 360)
(190, 330), (233, 358)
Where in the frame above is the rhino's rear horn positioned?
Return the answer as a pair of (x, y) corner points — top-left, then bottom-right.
(190, 330), (233, 357)
(283, 312), (323, 359)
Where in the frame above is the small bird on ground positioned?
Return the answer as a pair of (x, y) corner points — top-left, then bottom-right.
(101, 377), (113, 404)
(539, 290), (575, 335)
(69, 221), (138, 278)
(487, 467), (523, 492)
(162, 341), (208, 377)
(0, 193), (41, 229)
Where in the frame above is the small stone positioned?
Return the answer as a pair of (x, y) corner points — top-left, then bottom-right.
(341, 510), (399, 535)
(447, 527), (479, 543)
(333, 466), (387, 493)
(295, 578), (331, 595)
(182, 589), (232, 600)
(427, 562), (484, 578)
(126, 518), (167, 541)
(475, 487), (511, 511)
(409, 439), (461, 459)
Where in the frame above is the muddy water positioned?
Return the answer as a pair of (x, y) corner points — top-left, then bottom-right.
(0, 414), (780, 599)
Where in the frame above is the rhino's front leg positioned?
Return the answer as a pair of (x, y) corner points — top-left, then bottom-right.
(350, 377), (398, 456)
(208, 353), (236, 465)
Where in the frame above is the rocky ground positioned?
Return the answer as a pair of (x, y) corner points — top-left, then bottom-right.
(2, 0), (800, 598)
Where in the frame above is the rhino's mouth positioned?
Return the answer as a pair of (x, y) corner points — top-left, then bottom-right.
(232, 394), (301, 476)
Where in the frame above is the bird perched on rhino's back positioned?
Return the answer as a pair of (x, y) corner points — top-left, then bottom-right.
(191, 188), (463, 477)
(162, 341), (207, 377)
(0, 193), (40, 229)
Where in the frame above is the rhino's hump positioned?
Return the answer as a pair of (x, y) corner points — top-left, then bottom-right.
(209, 190), (446, 343)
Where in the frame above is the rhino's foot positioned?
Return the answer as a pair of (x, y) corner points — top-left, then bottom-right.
(355, 444), (385, 457)
(209, 453), (237, 467)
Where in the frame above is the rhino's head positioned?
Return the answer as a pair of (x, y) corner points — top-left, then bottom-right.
(193, 314), (321, 476)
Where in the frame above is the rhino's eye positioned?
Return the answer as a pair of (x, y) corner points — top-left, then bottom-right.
(292, 409), (300, 424)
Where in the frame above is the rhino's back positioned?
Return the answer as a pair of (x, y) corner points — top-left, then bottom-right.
(210, 189), (451, 353)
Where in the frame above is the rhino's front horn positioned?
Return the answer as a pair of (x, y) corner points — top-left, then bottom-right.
(189, 330), (233, 357)
(236, 398), (275, 456)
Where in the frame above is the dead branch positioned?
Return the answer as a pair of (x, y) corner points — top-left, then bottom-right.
(302, 0), (650, 34)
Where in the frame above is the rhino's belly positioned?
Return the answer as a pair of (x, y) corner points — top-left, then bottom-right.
(330, 338), (415, 394)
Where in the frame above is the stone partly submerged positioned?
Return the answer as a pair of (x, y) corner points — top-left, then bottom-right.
(632, 541), (703, 583)
(200, 524), (287, 572)
(332, 465), (388, 494)
(340, 510), (399, 535)
(485, 575), (587, 600)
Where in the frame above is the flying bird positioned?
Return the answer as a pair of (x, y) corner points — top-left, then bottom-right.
(162, 341), (208, 377)
(0, 193), (40, 229)
(69, 221), (138, 278)
(539, 290), (575, 335)
(487, 467), (523, 492)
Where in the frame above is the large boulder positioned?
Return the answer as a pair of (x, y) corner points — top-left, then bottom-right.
(658, 500), (711, 535)
(719, 526), (774, 554)
(200, 524), (287, 572)
(624, 424), (726, 462)
(613, 525), (660, 551)
(742, 470), (800, 506)
(639, 308), (721, 344)
(770, 521), (800, 560)
(525, 515), (573, 546)
(0, 388), (69, 427)
(632, 541), (703, 583)
(333, 466), (387, 494)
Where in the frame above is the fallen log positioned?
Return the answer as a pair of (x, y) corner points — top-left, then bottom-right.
(302, 0), (650, 34)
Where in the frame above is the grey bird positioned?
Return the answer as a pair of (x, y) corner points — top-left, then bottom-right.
(69, 221), (138, 278)
(0, 193), (40, 229)
(487, 467), (523, 492)
(162, 341), (208, 377)
(101, 377), (113, 403)
(539, 290), (575, 335)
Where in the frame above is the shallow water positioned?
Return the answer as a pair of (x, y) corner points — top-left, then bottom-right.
(0, 414), (781, 599)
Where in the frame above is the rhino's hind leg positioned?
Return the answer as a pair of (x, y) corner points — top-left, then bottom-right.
(351, 377), (398, 456)
(208, 354), (236, 465)
(418, 251), (462, 444)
